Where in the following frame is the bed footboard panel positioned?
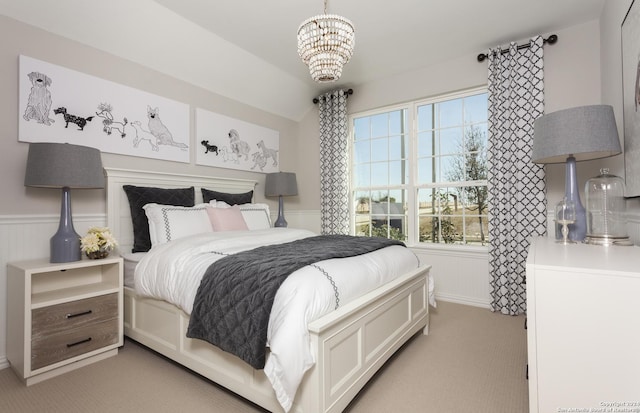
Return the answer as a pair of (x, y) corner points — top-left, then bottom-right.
(124, 265), (430, 413)
(298, 265), (430, 413)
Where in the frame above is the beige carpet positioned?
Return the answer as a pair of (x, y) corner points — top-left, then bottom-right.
(0, 301), (528, 413)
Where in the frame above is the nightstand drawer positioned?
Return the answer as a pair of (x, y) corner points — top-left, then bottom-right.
(31, 318), (119, 370)
(32, 293), (118, 339)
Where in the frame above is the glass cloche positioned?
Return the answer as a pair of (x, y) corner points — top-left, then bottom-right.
(584, 168), (630, 246)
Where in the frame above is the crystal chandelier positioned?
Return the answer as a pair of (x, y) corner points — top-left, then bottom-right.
(297, 0), (355, 83)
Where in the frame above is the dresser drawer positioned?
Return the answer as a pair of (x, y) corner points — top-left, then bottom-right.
(32, 293), (118, 340)
(31, 318), (119, 370)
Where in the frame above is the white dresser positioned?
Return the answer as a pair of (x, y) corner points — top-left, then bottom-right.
(526, 237), (640, 412)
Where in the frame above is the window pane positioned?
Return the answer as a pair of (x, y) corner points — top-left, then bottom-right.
(418, 131), (436, 157)
(354, 164), (371, 187)
(417, 104), (433, 131)
(464, 215), (489, 245)
(464, 94), (488, 124)
(354, 117), (370, 141)
(371, 113), (388, 138)
(389, 160), (407, 186)
(438, 99), (463, 128)
(354, 140), (370, 164)
(417, 157), (437, 183)
(371, 137), (388, 162)
(371, 162), (388, 186)
(440, 127), (462, 155)
(440, 155), (458, 184)
(389, 110), (404, 135)
(389, 135), (406, 160)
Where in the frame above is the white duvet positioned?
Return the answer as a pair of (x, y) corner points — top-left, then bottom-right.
(134, 228), (421, 412)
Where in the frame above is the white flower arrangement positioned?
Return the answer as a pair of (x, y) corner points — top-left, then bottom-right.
(80, 226), (118, 255)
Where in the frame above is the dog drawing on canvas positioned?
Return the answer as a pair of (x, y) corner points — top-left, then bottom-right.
(201, 140), (219, 155)
(228, 129), (250, 161)
(131, 121), (159, 151)
(250, 151), (267, 171)
(257, 140), (278, 167)
(53, 107), (94, 131)
(23, 71), (55, 125)
(147, 106), (188, 149)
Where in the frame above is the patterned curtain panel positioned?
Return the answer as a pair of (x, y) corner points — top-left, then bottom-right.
(318, 89), (350, 235)
(487, 36), (547, 315)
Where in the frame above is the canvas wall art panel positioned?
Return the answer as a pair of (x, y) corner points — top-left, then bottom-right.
(195, 108), (279, 173)
(19, 55), (190, 163)
(622, 0), (640, 197)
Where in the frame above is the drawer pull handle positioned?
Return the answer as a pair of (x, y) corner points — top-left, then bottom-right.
(67, 337), (92, 348)
(66, 310), (93, 319)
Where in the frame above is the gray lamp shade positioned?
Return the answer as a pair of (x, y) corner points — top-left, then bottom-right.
(25, 142), (105, 188)
(24, 142), (104, 263)
(532, 105), (621, 164)
(265, 172), (298, 197)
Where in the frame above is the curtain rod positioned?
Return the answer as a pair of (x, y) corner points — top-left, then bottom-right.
(477, 34), (558, 62)
(313, 88), (353, 104)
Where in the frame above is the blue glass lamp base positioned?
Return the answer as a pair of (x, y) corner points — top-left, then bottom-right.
(50, 187), (81, 263)
(558, 156), (586, 242)
(273, 195), (288, 228)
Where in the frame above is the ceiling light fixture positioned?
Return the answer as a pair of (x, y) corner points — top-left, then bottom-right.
(297, 0), (355, 83)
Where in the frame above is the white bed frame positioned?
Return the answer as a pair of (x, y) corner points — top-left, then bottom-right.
(105, 167), (430, 413)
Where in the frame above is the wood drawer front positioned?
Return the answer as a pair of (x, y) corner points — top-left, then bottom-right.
(31, 318), (119, 370)
(32, 293), (118, 339)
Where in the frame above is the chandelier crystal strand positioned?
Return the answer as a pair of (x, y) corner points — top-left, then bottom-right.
(297, 3), (355, 83)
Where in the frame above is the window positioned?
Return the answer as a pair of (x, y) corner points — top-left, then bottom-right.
(350, 88), (488, 246)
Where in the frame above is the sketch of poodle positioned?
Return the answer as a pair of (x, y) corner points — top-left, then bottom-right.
(257, 140), (278, 167)
(23, 71), (55, 125)
(147, 106), (187, 149)
(220, 146), (239, 164)
(96, 102), (128, 138)
(228, 129), (250, 161)
(131, 121), (159, 151)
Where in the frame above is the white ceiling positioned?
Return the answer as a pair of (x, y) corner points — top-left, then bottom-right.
(1, 0), (606, 121)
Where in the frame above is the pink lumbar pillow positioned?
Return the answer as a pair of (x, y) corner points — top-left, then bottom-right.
(206, 205), (249, 231)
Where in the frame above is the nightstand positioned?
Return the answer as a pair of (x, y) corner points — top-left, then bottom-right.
(6, 256), (123, 385)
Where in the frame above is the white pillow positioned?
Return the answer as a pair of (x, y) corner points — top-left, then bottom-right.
(209, 201), (272, 230)
(143, 203), (213, 247)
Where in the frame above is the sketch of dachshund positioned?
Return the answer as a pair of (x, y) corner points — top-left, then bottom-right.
(53, 107), (94, 131)
(250, 151), (267, 171)
(23, 71), (55, 125)
(96, 102), (128, 138)
(147, 106), (187, 149)
(131, 121), (159, 151)
(257, 140), (278, 167)
(228, 129), (250, 161)
(201, 140), (218, 155)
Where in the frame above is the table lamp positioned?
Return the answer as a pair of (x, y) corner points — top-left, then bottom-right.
(24, 142), (105, 262)
(265, 172), (298, 227)
(532, 105), (621, 242)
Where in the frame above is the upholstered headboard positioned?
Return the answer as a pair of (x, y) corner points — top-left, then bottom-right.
(104, 167), (257, 253)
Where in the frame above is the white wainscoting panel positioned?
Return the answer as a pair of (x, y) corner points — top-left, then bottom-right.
(412, 247), (491, 308)
(0, 214), (106, 371)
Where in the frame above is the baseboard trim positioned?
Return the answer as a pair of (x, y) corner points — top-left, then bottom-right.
(0, 357), (9, 370)
(435, 293), (491, 309)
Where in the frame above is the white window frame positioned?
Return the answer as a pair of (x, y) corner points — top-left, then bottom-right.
(349, 86), (488, 251)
